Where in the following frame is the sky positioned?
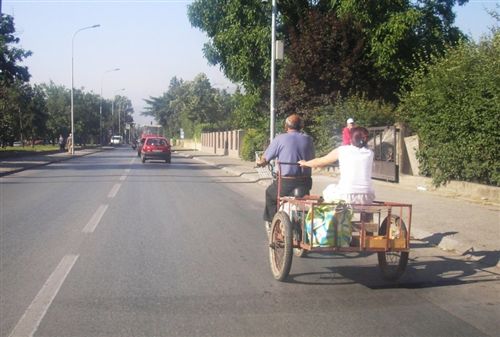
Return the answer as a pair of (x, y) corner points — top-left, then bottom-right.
(2, 0), (499, 126)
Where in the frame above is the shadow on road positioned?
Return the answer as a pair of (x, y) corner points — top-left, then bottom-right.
(283, 243), (500, 289)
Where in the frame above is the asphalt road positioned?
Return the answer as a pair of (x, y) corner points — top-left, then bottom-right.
(1, 147), (498, 337)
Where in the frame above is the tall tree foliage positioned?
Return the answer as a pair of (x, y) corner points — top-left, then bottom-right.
(279, 10), (375, 117)
(42, 82), (71, 141)
(188, 0), (468, 121)
(0, 14), (31, 84)
(108, 95), (134, 138)
(188, 0), (270, 91)
(0, 14), (32, 145)
(19, 83), (48, 145)
(143, 74), (233, 138)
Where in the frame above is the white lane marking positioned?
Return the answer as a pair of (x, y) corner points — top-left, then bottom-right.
(125, 168), (131, 173)
(120, 168), (131, 181)
(8, 254), (79, 337)
(82, 204), (108, 233)
(108, 183), (121, 198)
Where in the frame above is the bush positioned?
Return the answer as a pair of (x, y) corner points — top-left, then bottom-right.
(240, 128), (268, 161)
(398, 33), (500, 186)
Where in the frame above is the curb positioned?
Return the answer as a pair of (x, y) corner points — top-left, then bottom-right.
(175, 151), (272, 186)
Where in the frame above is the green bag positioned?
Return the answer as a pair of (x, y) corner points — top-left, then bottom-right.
(305, 202), (353, 247)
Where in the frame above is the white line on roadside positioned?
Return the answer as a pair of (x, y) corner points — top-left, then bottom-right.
(108, 183), (121, 198)
(8, 254), (79, 337)
(82, 204), (108, 233)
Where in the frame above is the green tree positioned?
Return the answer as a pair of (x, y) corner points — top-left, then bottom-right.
(188, 0), (270, 91)
(278, 10), (375, 118)
(143, 77), (186, 137)
(72, 89), (100, 145)
(330, 0), (467, 100)
(0, 14), (32, 146)
(187, 1), (468, 137)
(42, 82), (71, 142)
(399, 32), (500, 186)
(20, 83), (48, 145)
(0, 82), (22, 146)
(0, 14), (31, 84)
(144, 74), (234, 138)
(108, 95), (134, 137)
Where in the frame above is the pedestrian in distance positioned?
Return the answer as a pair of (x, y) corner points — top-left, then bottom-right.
(66, 133), (73, 153)
(256, 114), (315, 232)
(342, 118), (355, 145)
(58, 134), (65, 152)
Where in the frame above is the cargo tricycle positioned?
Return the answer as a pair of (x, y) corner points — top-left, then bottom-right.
(265, 162), (412, 282)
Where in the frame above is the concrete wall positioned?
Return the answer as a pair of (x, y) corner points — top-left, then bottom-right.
(199, 130), (245, 158)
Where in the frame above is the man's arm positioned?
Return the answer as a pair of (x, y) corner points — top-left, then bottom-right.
(256, 136), (279, 167)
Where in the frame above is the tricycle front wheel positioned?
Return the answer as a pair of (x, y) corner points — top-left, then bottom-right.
(269, 211), (293, 281)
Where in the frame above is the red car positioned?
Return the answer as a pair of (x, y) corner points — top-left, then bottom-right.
(136, 134), (155, 157)
(140, 136), (171, 163)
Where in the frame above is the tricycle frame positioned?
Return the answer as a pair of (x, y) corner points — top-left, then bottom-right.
(269, 197), (412, 281)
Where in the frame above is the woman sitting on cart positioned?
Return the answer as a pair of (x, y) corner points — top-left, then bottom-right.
(298, 126), (375, 205)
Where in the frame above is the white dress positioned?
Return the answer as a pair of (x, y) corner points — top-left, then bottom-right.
(322, 145), (375, 204)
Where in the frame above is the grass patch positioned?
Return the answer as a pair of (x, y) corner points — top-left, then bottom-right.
(0, 144), (59, 152)
(0, 144), (62, 158)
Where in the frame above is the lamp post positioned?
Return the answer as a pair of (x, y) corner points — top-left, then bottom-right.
(99, 68), (120, 145)
(270, 0), (277, 141)
(111, 88), (125, 136)
(71, 24), (100, 154)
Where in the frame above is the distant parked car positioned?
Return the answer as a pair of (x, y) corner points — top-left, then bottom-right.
(110, 135), (123, 145)
(140, 136), (171, 163)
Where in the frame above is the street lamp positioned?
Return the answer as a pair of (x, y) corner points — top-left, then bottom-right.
(71, 24), (100, 154)
(270, 0), (277, 141)
(99, 68), (120, 145)
(111, 88), (125, 136)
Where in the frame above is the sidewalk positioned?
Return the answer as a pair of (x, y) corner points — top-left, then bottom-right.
(174, 148), (500, 267)
(0, 148), (102, 176)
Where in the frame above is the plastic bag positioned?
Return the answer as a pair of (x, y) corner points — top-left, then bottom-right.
(305, 202), (353, 247)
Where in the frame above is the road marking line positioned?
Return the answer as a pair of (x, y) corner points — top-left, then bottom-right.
(82, 204), (108, 233)
(8, 254), (79, 337)
(108, 183), (121, 198)
(119, 175), (126, 181)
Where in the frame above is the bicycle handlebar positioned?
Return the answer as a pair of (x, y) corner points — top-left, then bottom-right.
(276, 161), (301, 166)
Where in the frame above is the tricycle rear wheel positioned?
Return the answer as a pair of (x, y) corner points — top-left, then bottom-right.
(377, 215), (409, 281)
(269, 211), (293, 281)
